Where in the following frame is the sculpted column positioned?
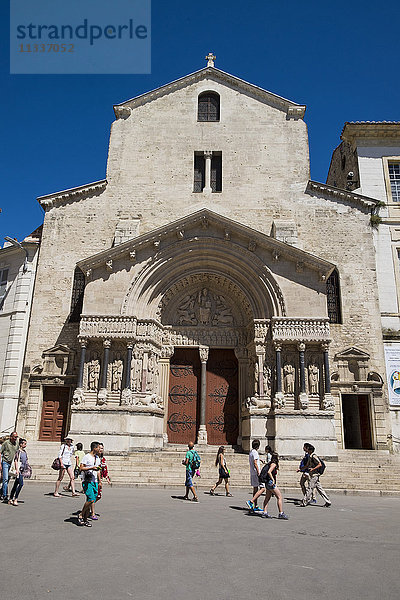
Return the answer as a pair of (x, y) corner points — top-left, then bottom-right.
(235, 346), (248, 447)
(298, 342), (308, 409)
(273, 342), (285, 409)
(197, 346), (209, 445)
(203, 151), (213, 193)
(97, 339), (111, 405)
(159, 346), (174, 444)
(72, 338), (87, 406)
(321, 342), (335, 410)
(121, 342), (133, 405)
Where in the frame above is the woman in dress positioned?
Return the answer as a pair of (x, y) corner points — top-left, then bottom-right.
(54, 436), (79, 497)
(209, 446), (232, 497)
(8, 438), (30, 506)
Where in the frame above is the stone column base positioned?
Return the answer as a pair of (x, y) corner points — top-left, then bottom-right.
(97, 388), (107, 405)
(299, 392), (309, 409)
(197, 425), (208, 445)
(322, 394), (335, 410)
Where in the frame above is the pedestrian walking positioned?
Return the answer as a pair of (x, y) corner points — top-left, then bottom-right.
(54, 436), (79, 497)
(91, 443), (111, 520)
(78, 441), (101, 527)
(258, 452), (289, 520)
(182, 441), (200, 502)
(210, 446), (232, 496)
(0, 431), (19, 503)
(297, 444), (316, 503)
(8, 438), (31, 506)
(64, 442), (85, 493)
(301, 443), (331, 507)
(248, 439), (264, 512)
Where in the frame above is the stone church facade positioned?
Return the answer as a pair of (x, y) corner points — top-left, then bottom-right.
(16, 56), (392, 458)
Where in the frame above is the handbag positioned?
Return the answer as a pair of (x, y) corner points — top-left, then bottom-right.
(22, 463), (33, 479)
(51, 444), (65, 470)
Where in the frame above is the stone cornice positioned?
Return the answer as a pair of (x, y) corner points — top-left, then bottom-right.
(37, 179), (107, 210)
(77, 208), (335, 276)
(271, 317), (331, 343)
(306, 180), (377, 210)
(113, 67), (306, 119)
(341, 122), (400, 143)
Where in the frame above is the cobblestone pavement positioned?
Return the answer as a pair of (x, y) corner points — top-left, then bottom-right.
(1, 483), (399, 600)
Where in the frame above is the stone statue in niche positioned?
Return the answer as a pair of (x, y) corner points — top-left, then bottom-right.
(111, 353), (124, 392)
(88, 352), (100, 391)
(254, 360), (259, 395)
(263, 363), (272, 397)
(146, 353), (158, 393)
(131, 352), (143, 392)
(308, 362), (319, 395)
(197, 288), (212, 324)
(283, 363), (295, 394)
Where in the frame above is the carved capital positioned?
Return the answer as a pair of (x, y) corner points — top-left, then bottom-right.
(234, 346), (247, 360)
(203, 150), (213, 160)
(161, 345), (174, 359)
(129, 250), (136, 262)
(103, 339), (112, 349)
(79, 338), (88, 348)
(321, 342), (331, 353)
(274, 341), (282, 352)
(106, 259), (113, 272)
(199, 346), (209, 363)
(297, 342), (306, 352)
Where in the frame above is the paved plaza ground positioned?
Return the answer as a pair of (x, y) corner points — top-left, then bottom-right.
(1, 483), (399, 600)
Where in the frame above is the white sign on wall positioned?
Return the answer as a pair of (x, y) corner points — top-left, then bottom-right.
(384, 346), (400, 406)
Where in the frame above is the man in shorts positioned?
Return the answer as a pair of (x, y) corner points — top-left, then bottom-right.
(78, 441), (101, 527)
(182, 441), (199, 502)
(246, 439), (264, 512)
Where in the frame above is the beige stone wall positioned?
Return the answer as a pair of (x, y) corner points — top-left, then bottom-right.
(18, 73), (391, 448)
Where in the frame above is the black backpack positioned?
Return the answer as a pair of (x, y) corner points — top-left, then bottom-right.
(312, 455), (326, 475)
(258, 464), (270, 484)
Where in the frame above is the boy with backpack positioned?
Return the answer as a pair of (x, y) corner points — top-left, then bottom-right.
(182, 441), (200, 502)
(301, 443), (331, 507)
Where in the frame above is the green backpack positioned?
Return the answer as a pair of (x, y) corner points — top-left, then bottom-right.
(190, 450), (201, 470)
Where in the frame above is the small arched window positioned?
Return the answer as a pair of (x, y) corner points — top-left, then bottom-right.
(326, 269), (342, 324)
(69, 267), (85, 323)
(198, 91), (220, 122)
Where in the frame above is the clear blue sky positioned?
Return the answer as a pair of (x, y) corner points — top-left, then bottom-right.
(1, 1), (398, 241)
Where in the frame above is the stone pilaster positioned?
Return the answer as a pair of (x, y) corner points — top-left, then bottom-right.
(198, 346), (209, 444)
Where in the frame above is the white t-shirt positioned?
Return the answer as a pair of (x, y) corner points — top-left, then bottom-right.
(58, 444), (74, 467)
(249, 449), (260, 474)
(80, 452), (100, 483)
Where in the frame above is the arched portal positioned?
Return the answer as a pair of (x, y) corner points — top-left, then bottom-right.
(121, 238), (285, 446)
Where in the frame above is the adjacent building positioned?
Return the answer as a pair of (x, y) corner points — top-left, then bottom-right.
(0, 228), (40, 433)
(15, 57), (393, 457)
(327, 122), (400, 450)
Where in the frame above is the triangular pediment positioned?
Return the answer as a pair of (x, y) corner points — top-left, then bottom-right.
(77, 208), (335, 278)
(113, 66), (306, 119)
(335, 347), (370, 360)
(42, 344), (72, 357)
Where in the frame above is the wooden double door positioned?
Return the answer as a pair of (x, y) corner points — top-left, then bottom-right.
(167, 348), (238, 446)
(39, 386), (70, 441)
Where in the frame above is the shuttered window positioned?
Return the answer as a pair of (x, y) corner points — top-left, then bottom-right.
(198, 92), (220, 122)
(211, 154), (222, 192)
(193, 154), (205, 192)
(69, 267), (85, 322)
(0, 269), (8, 310)
(326, 269), (342, 324)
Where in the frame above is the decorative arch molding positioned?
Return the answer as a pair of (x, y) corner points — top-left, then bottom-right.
(121, 238), (286, 319)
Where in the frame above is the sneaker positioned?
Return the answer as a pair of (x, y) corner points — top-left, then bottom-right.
(2, 497), (9, 504)
(253, 506), (263, 512)
(83, 520), (92, 527)
(324, 502), (332, 508)
(246, 500), (254, 511)
(260, 512), (271, 518)
(301, 501), (308, 507)
(311, 499), (317, 504)
(192, 497), (199, 502)
(278, 512), (289, 520)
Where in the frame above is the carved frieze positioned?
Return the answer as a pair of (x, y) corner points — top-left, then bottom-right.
(272, 317), (331, 343)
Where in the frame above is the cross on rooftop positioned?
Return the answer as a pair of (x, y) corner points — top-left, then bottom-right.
(205, 52), (216, 67)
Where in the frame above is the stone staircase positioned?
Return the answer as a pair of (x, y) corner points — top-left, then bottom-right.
(24, 442), (400, 495)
